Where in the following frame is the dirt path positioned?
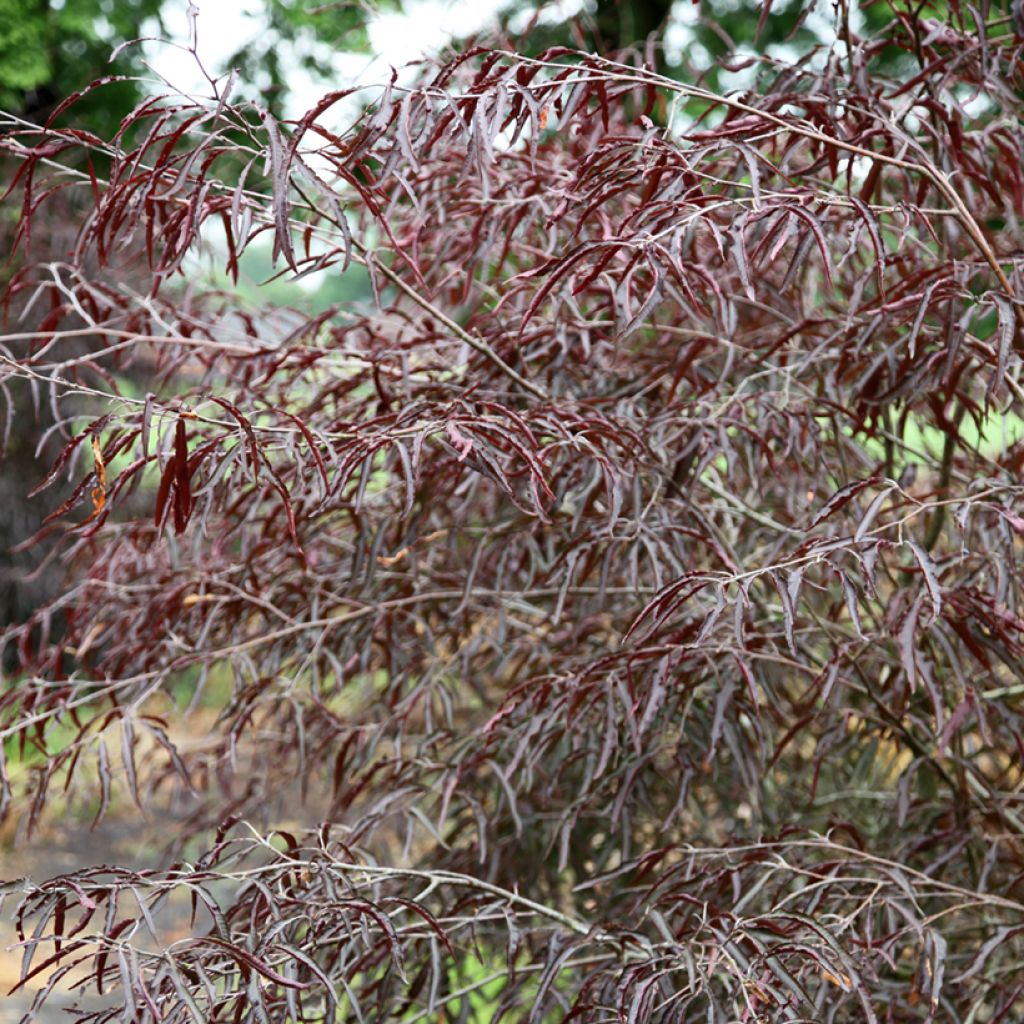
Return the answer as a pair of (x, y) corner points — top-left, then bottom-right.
(1, 814), (180, 1023)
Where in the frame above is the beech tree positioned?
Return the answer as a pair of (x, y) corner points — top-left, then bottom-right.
(3, 2), (1024, 1021)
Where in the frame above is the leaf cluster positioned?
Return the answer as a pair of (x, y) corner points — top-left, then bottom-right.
(2, 3), (1024, 1020)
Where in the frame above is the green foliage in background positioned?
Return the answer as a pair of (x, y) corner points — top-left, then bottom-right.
(0, 0), (164, 133)
(221, 0), (398, 109)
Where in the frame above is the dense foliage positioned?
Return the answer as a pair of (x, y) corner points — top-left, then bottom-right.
(3, 1), (1024, 1020)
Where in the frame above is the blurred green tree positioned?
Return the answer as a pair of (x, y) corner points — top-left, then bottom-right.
(221, 0), (394, 109)
(0, 0), (165, 133)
